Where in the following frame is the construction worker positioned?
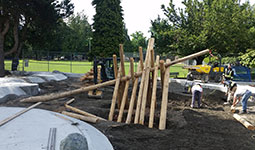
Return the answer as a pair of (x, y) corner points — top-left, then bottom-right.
(191, 83), (203, 108)
(230, 83), (255, 114)
(224, 64), (234, 81)
(223, 64), (234, 104)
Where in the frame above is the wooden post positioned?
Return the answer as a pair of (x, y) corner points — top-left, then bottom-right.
(119, 44), (126, 76)
(65, 98), (75, 105)
(139, 46), (144, 70)
(130, 57), (135, 83)
(126, 63), (140, 124)
(134, 63), (146, 124)
(134, 38), (154, 124)
(233, 114), (255, 130)
(147, 49), (155, 107)
(165, 49), (210, 67)
(139, 39), (154, 125)
(113, 54), (118, 79)
(65, 104), (106, 121)
(117, 71), (131, 123)
(148, 55), (160, 128)
(20, 79), (117, 103)
(62, 111), (98, 123)
(150, 49), (155, 68)
(108, 67), (122, 121)
(159, 60), (165, 89)
(139, 62), (151, 125)
(118, 44), (126, 109)
(159, 59), (171, 130)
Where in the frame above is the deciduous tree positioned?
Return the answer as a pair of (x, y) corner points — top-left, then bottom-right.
(0, 0), (74, 77)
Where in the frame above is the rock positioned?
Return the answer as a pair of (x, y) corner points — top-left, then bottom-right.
(60, 133), (88, 150)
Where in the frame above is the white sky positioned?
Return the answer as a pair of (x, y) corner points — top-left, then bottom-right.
(71, 0), (255, 38)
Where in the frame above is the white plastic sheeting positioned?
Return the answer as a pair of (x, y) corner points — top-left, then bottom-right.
(0, 107), (113, 150)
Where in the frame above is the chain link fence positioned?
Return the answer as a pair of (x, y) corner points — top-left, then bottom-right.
(4, 50), (189, 78)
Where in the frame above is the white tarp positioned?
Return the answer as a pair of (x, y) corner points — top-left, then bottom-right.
(0, 107), (113, 150)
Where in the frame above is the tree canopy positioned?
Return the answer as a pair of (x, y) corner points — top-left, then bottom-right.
(91, 0), (124, 59)
(0, 0), (74, 76)
(150, 0), (255, 64)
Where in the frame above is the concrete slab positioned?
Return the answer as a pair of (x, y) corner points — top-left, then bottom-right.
(62, 72), (84, 78)
(0, 107), (113, 150)
(170, 79), (255, 93)
(31, 72), (68, 81)
(0, 81), (39, 103)
(22, 76), (46, 83)
(0, 77), (26, 83)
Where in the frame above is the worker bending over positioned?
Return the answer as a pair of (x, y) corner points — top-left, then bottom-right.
(230, 83), (255, 114)
(191, 83), (203, 108)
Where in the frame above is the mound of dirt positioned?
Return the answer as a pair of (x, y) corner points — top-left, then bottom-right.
(1, 77), (255, 150)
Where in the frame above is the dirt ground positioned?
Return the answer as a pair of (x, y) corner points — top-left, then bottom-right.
(1, 77), (255, 150)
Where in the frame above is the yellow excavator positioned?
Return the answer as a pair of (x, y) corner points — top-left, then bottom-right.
(183, 52), (224, 83)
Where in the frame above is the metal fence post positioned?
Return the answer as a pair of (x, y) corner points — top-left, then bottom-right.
(48, 51), (50, 72)
(70, 52), (72, 73)
(22, 49), (24, 72)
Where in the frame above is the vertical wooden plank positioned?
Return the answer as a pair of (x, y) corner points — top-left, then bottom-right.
(108, 67), (122, 121)
(126, 63), (140, 124)
(119, 44), (125, 76)
(130, 57), (135, 83)
(134, 38), (154, 124)
(139, 54), (151, 125)
(113, 55), (118, 79)
(150, 49), (155, 68)
(139, 39), (154, 125)
(118, 44), (126, 109)
(139, 46), (144, 71)
(159, 59), (171, 130)
(117, 71), (131, 123)
(148, 55), (160, 128)
(159, 60), (165, 89)
(134, 61), (146, 124)
(147, 49), (155, 107)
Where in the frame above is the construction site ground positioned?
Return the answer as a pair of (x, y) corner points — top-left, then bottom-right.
(1, 77), (255, 150)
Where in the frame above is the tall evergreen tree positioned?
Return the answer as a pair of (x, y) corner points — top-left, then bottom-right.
(91, 0), (124, 58)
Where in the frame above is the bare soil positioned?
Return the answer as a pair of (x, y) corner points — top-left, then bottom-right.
(1, 77), (255, 150)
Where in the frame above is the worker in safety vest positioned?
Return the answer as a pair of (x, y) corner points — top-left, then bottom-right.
(224, 64), (234, 81)
(223, 64), (234, 104)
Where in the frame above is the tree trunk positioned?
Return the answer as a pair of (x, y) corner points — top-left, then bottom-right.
(0, 35), (5, 77)
(0, 19), (9, 77)
(4, 20), (19, 57)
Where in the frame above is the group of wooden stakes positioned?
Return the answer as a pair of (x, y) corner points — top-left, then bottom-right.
(20, 38), (210, 130)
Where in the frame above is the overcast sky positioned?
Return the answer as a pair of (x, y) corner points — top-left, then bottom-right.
(71, 0), (255, 38)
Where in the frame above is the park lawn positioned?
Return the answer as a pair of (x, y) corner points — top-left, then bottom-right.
(123, 62), (188, 78)
(5, 60), (93, 74)
(4, 60), (188, 77)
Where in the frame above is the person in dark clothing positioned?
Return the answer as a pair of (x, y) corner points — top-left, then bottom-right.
(223, 64), (234, 104)
(224, 64), (234, 81)
(191, 84), (203, 108)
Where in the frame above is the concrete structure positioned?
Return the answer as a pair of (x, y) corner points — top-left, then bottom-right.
(0, 107), (113, 150)
(169, 79), (227, 94)
(0, 78), (39, 103)
(0, 71), (82, 103)
(169, 78), (255, 94)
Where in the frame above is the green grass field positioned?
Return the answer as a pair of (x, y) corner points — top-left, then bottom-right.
(4, 60), (188, 78)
